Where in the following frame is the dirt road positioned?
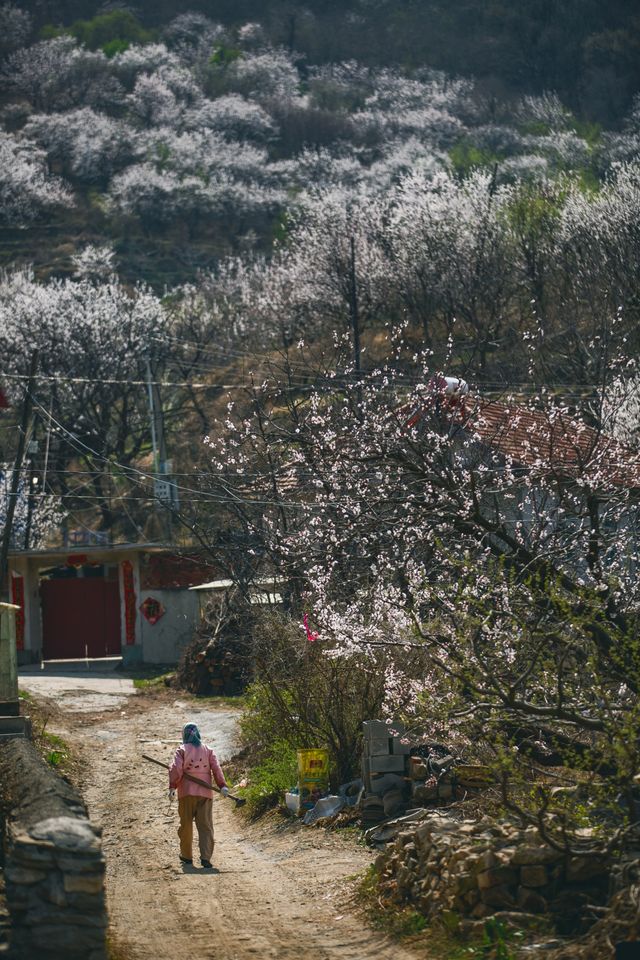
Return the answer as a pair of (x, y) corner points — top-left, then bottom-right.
(29, 684), (420, 960)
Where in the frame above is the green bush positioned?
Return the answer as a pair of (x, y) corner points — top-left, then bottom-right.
(239, 612), (424, 785)
(209, 44), (242, 68)
(449, 139), (501, 178)
(69, 11), (153, 51)
(102, 38), (130, 58)
(237, 739), (297, 818)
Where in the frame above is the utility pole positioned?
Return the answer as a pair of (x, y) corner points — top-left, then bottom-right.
(23, 419), (39, 551)
(146, 361), (174, 544)
(0, 351), (38, 599)
(348, 235), (363, 410)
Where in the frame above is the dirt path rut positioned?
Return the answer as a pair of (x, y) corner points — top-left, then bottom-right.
(51, 693), (420, 960)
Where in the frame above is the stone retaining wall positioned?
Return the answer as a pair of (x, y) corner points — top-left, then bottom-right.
(0, 739), (107, 960)
(374, 812), (611, 935)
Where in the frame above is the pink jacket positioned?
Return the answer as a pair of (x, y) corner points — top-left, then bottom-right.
(169, 743), (227, 799)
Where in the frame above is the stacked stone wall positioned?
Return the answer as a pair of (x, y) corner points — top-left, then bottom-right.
(375, 813), (611, 935)
(0, 739), (107, 960)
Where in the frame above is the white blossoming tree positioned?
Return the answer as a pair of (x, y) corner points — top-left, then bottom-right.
(198, 343), (640, 851)
(0, 131), (73, 223)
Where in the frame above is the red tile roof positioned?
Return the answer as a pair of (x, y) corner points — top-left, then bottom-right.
(412, 394), (640, 490)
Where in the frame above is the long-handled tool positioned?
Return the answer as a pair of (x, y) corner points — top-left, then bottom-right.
(142, 754), (246, 807)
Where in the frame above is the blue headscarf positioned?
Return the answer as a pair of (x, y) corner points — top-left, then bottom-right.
(182, 722), (202, 746)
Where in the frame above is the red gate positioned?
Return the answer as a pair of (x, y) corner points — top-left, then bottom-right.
(40, 578), (122, 659)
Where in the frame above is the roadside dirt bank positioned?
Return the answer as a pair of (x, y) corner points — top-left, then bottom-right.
(34, 689), (423, 960)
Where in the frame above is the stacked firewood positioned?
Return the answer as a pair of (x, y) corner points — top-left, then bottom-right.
(177, 593), (255, 695)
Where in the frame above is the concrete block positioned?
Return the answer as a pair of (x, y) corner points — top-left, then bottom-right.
(391, 736), (411, 755)
(362, 720), (389, 740)
(369, 754), (407, 774)
(0, 715), (32, 739)
(369, 773), (405, 795)
(366, 737), (391, 757)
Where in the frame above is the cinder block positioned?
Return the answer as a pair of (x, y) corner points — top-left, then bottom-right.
(369, 773), (405, 795)
(362, 720), (389, 739)
(366, 737), (391, 757)
(369, 754), (407, 774)
(361, 756), (371, 787)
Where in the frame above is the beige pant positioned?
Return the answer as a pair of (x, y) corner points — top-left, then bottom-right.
(178, 795), (214, 862)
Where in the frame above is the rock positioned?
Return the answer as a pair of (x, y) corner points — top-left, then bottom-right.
(512, 845), (562, 866)
(479, 850), (498, 871)
(517, 886), (548, 913)
(45, 873), (67, 907)
(477, 866), (518, 890)
(452, 873), (478, 895)
(565, 855), (609, 883)
(10, 835), (57, 865)
(480, 884), (516, 908)
(63, 873), (104, 895)
(29, 818), (100, 853)
(55, 853), (104, 873)
(5, 866), (46, 885)
(520, 864), (549, 888)
(471, 902), (492, 919)
(29, 923), (104, 952)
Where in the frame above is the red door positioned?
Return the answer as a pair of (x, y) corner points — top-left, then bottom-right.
(41, 579), (122, 659)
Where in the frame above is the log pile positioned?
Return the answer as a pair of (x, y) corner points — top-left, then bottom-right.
(177, 593), (255, 695)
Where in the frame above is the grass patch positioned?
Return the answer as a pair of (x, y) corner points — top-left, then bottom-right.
(17, 688), (33, 701)
(132, 671), (175, 690)
(186, 693), (246, 708)
(235, 740), (298, 819)
(42, 731), (70, 769)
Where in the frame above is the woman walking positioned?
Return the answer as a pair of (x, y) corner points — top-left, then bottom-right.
(169, 721), (229, 868)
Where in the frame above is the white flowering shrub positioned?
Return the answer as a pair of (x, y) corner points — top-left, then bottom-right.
(0, 268), (168, 529)
(161, 14), (226, 69)
(24, 109), (139, 182)
(71, 243), (116, 280)
(308, 61), (374, 112)
(225, 49), (300, 102)
(0, 131), (73, 222)
(111, 42), (182, 88)
(183, 94), (277, 141)
(200, 337), (640, 846)
(127, 72), (183, 127)
(0, 2), (31, 56)
(516, 92), (573, 130)
(4, 37), (122, 112)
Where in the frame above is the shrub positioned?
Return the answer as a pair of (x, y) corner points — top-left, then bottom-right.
(70, 11), (152, 52)
(237, 739), (297, 818)
(239, 612), (424, 785)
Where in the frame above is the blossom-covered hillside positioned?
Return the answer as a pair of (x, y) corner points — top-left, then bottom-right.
(2, 5), (639, 286)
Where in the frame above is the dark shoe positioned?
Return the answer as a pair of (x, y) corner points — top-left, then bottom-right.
(179, 855), (192, 864)
(201, 860), (213, 868)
